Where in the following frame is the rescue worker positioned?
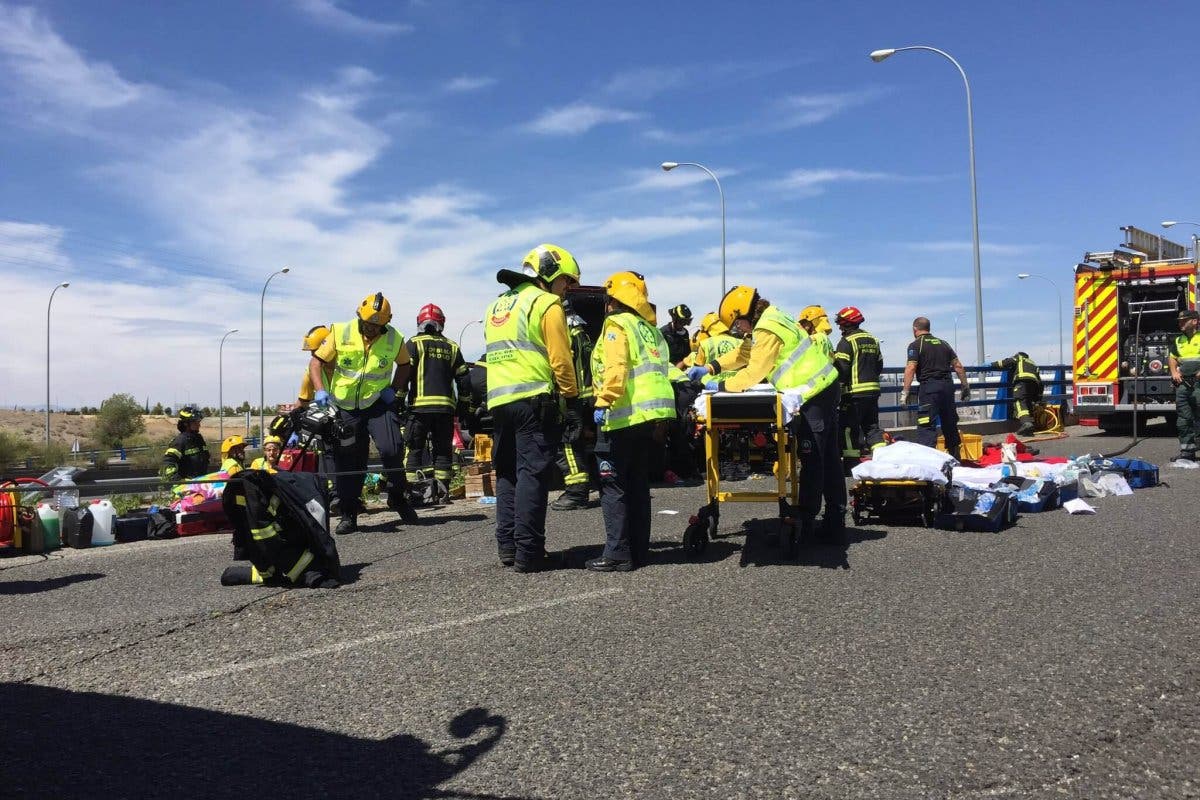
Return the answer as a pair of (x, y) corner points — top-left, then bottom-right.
(404, 303), (470, 504)
(162, 405), (210, 482)
(660, 304), (693, 367)
(991, 351), (1042, 436)
(1169, 309), (1200, 461)
(551, 298), (595, 511)
(833, 306), (885, 453)
(484, 244), (581, 572)
(901, 317), (971, 459)
(297, 325), (332, 408)
(220, 435), (248, 476)
(588, 271), (676, 572)
(689, 286), (844, 544)
(250, 436), (283, 472)
(309, 292), (420, 535)
(692, 312), (743, 383)
(797, 305), (835, 358)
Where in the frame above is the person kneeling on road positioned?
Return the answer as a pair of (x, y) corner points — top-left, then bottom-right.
(309, 292), (420, 536)
(588, 271), (676, 572)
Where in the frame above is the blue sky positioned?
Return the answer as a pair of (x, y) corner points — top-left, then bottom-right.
(1, 0), (1198, 409)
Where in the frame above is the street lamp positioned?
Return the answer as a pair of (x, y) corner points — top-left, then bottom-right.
(661, 161), (727, 298)
(1017, 273), (1064, 366)
(953, 311), (965, 353)
(260, 268), (290, 444)
(219, 329), (238, 443)
(1162, 220), (1200, 266)
(870, 45), (985, 365)
(46, 282), (69, 448)
(458, 318), (484, 357)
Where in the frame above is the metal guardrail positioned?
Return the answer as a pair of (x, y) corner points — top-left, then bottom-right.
(878, 365), (1073, 426)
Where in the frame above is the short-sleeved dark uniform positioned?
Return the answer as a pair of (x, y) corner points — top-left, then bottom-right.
(907, 334), (962, 458)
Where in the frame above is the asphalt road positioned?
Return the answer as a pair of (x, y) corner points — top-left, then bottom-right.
(2, 425), (1197, 799)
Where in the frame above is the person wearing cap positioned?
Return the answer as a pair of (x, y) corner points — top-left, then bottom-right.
(688, 286), (845, 545)
(991, 351), (1042, 436)
(1170, 309), (1200, 461)
(484, 244), (581, 573)
(310, 292), (420, 535)
(250, 436), (283, 472)
(660, 304), (694, 367)
(588, 271), (676, 571)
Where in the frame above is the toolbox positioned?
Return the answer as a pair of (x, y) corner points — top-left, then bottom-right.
(935, 485), (1018, 533)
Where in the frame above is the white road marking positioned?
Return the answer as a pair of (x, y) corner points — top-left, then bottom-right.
(170, 586), (624, 685)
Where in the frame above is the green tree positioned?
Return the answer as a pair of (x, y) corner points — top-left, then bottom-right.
(0, 429), (30, 468)
(94, 393), (146, 449)
(151, 402), (164, 415)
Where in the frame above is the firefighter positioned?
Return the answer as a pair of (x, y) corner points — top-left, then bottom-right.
(162, 405), (210, 482)
(660, 304), (693, 367)
(901, 317), (971, 459)
(485, 244), (581, 572)
(992, 351), (1042, 436)
(297, 325), (332, 409)
(220, 435), (248, 476)
(1170, 309), (1200, 461)
(689, 286), (844, 544)
(309, 292), (420, 535)
(404, 303), (470, 505)
(551, 298), (595, 511)
(834, 306), (884, 453)
(251, 436), (283, 472)
(588, 271), (676, 572)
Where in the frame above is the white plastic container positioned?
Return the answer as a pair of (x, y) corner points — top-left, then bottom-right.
(88, 499), (117, 546)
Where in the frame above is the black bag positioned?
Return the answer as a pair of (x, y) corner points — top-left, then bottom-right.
(146, 508), (178, 540)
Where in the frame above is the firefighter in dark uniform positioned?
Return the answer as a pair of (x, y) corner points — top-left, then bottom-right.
(162, 405), (210, 482)
(833, 306), (884, 455)
(901, 317), (971, 459)
(991, 351), (1042, 436)
(551, 298), (595, 510)
(1169, 309), (1200, 461)
(660, 303), (693, 367)
(484, 244), (581, 573)
(404, 303), (470, 504)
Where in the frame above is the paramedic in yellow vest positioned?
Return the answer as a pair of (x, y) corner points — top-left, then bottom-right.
(587, 271), (676, 572)
(1170, 309), (1200, 461)
(221, 435), (247, 476)
(484, 244), (582, 573)
(250, 436), (283, 472)
(309, 292), (420, 536)
(297, 325), (331, 409)
(798, 305), (835, 360)
(692, 312), (743, 383)
(991, 351), (1042, 436)
(551, 297), (595, 511)
(689, 286), (845, 545)
(404, 303), (469, 505)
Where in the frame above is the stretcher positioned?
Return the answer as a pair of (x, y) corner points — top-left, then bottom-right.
(849, 479), (945, 528)
(681, 390), (801, 555)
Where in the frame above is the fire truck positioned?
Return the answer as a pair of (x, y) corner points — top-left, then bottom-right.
(1073, 225), (1197, 431)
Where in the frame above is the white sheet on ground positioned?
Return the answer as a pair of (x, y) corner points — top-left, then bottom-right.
(871, 440), (958, 469)
(950, 465), (1007, 488)
(851, 460), (948, 485)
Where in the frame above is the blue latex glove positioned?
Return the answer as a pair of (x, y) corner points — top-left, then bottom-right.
(286, 433), (300, 447)
(593, 408), (607, 426)
(686, 365), (711, 382)
(314, 389), (331, 408)
(704, 380), (720, 392)
(380, 386), (397, 406)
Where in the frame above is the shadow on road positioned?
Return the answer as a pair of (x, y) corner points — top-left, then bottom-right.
(0, 572), (104, 595)
(556, 538), (741, 570)
(737, 520), (885, 570)
(0, 683), (527, 800)
(422, 513), (489, 525)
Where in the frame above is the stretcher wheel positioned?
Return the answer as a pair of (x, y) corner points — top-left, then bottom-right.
(682, 522), (709, 556)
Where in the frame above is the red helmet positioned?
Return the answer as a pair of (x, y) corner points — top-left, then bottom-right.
(835, 306), (864, 327)
(417, 303), (445, 333)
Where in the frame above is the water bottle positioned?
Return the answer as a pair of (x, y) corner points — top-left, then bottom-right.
(974, 493), (995, 515)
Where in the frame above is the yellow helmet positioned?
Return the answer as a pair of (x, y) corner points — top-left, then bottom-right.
(263, 435), (283, 448)
(798, 305), (832, 335)
(221, 435), (247, 458)
(699, 311), (729, 337)
(604, 270), (655, 323)
(357, 292), (393, 325)
(302, 324), (330, 352)
(522, 244), (581, 284)
(719, 285), (759, 328)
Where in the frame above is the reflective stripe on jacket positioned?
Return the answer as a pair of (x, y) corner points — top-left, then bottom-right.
(484, 282), (558, 408)
(603, 312), (676, 432)
(328, 321), (403, 411)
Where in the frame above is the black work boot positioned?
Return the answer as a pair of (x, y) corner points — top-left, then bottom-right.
(1017, 419), (1035, 436)
(334, 514), (357, 536)
(388, 493), (420, 525)
(551, 487), (590, 511)
(819, 514), (847, 547)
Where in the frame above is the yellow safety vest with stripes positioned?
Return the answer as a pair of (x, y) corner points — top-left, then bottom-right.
(484, 282), (559, 409)
(700, 333), (741, 382)
(328, 321), (403, 411)
(755, 306), (838, 403)
(602, 312), (677, 432)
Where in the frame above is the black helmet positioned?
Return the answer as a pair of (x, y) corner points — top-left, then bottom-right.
(669, 304), (693, 324)
(1016, 351), (1030, 359)
(178, 404), (203, 422)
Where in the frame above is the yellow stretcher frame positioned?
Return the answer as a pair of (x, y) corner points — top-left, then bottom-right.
(682, 392), (800, 555)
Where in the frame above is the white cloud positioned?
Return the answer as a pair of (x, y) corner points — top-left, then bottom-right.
(443, 75), (496, 93)
(0, 221), (71, 272)
(0, 4), (142, 111)
(773, 168), (906, 197)
(771, 90), (880, 129)
(620, 166), (740, 193)
(601, 66), (688, 100)
(292, 0), (412, 36)
(523, 102), (644, 136)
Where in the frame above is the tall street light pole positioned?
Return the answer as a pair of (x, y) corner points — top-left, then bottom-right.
(219, 328), (238, 444)
(1162, 220), (1200, 267)
(1017, 273), (1064, 366)
(953, 311), (965, 354)
(661, 161), (726, 298)
(871, 45), (985, 365)
(458, 318), (483, 358)
(260, 268), (290, 444)
(46, 282), (69, 448)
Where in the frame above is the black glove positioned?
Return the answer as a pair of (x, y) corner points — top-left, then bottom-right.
(562, 398), (583, 444)
(960, 387), (972, 402)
